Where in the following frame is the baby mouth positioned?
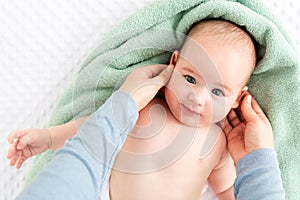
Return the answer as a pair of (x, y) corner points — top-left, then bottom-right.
(181, 104), (201, 116)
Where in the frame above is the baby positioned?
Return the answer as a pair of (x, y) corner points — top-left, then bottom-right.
(7, 19), (256, 200)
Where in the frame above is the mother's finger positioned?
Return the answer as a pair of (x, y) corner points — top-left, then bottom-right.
(227, 109), (241, 127)
(141, 64), (168, 78)
(152, 64), (174, 86)
(242, 91), (265, 118)
(221, 117), (232, 136)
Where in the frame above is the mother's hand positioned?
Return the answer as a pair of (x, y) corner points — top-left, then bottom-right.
(119, 64), (174, 111)
(222, 91), (274, 164)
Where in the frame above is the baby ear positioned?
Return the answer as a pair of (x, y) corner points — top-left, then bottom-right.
(232, 86), (248, 109)
(170, 51), (179, 66)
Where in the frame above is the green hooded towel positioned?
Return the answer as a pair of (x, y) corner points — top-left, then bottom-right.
(26, 0), (300, 199)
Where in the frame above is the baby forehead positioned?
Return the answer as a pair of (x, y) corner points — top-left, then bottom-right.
(180, 24), (256, 74)
(179, 36), (253, 69)
(179, 38), (215, 70)
(178, 41), (251, 87)
(187, 19), (254, 48)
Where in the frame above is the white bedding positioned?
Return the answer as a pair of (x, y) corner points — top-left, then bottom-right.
(0, 0), (299, 199)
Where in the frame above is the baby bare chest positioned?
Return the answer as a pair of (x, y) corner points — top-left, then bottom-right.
(109, 99), (224, 200)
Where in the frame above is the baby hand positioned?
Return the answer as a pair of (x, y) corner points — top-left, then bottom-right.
(7, 128), (52, 169)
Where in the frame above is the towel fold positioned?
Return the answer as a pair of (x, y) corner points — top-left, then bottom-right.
(26, 0), (299, 199)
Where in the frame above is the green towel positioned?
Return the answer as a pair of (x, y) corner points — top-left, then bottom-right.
(26, 0), (299, 198)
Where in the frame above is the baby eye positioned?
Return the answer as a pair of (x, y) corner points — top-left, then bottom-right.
(184, 75), (196, 84)
(212, 89), (224, 97)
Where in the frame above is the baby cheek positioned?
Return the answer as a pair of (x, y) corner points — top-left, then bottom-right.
(165, 72), (192, 102)
(210, 99), (231, 123)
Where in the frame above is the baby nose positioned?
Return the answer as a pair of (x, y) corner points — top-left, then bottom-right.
(188, 87), (209, 106)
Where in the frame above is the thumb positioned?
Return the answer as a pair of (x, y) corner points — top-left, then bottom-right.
(152, 64), (174, 86)
(240, 95), (259, 122)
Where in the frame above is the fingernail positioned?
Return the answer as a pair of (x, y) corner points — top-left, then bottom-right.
(247, 95), (251, 103)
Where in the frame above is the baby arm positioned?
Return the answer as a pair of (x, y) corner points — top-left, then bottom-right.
(47, 116), (88, 149)
(7, 116), (88, 168)
(208, 150), (236, 200)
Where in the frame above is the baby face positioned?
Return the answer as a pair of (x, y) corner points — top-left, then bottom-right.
(164, 34), (254, 127)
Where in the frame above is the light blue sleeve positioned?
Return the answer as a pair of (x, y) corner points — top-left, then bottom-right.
(16, 90), (139, 200)
(234, 149), (285, 200)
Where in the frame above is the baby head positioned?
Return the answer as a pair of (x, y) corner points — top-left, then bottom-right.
(164, 19), (256, 126)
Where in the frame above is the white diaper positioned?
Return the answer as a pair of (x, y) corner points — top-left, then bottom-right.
(100, 181), (110, 200)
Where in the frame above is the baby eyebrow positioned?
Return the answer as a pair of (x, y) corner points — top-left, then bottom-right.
(182, 66), (201, 77)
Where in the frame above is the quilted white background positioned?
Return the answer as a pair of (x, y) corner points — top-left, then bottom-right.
(0, 0), (299, 199)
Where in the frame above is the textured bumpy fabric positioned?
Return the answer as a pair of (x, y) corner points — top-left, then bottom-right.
(26, 0), (299, 198)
